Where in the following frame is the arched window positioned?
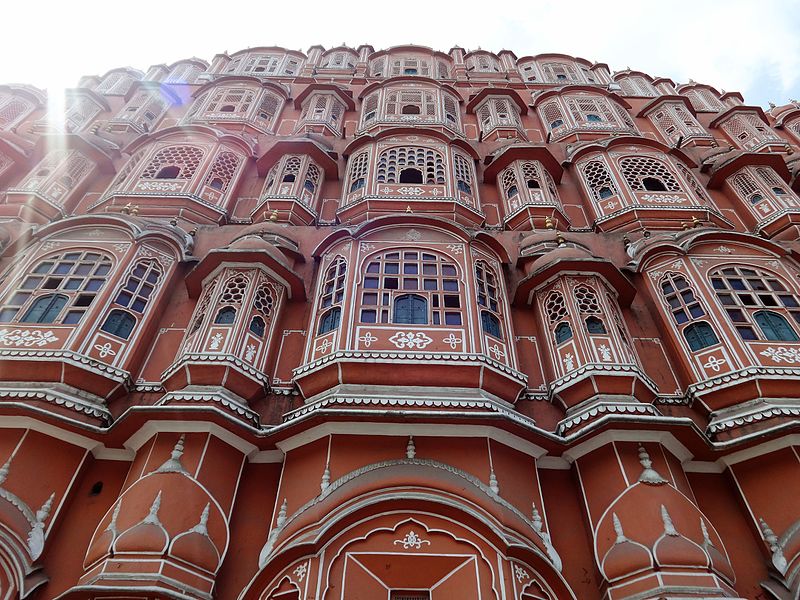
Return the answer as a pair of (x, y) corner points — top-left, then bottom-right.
(204, 151), (241, 194)
(754, 310), (799, 341)
(555, 322), (573, 343)
(359, 251), (461, 326)
(347, 152), (369, 194)
(316, 258), (346, 334)
(376, 147), (445, 185)
(318, 307), (341, 335)
(476, 262), (502, 339)
(618, 156), (681, 192)
(214, 306), (237, 324)
(142, 146), (204, 180)
(585, 316), (607, 334)
(711, 266), (800, 341)
(115, 260), (162, 313)
(574, 285), (607, 335)
(453, 154), (474, 196)
(0, 94), (33, 129)
(20, 294), (68, 324)
(101, 309), (136, 340)
(683, 322), (719, 351)
(581, 160), (619, 202)
(394, 294), (428, 324)
(545, 291), (573, 344)
(249, 315), (266, 337)
(399, 168), (423, 184)
(661, 274), (706, 325)
(0, 250), (113, 324)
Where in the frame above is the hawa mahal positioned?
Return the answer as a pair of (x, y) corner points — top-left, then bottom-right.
(0, 43), (798, 600)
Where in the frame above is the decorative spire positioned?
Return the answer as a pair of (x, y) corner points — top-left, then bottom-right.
(613, 513), (627, 544)
(156, 434), (187, 474)
(488, 468), (499, 494)
(276, 498), (288, 528)
(189, 503), (210, 536)
(35, 493), (55, 525)
(661, 505), (678, 537)
(759, 517), (788, 574)
(531, 502), (543, 533)
(0, 456), (10, 485)
(700, 519), (713, 547)
(320, 462), (330, 493)
(637, 445), (668, 485)
(106, 501), (121, 536)
(406, 435), (416, 459)
(143, 491), (163, 525)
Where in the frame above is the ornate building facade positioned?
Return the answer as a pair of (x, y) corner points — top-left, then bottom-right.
(0, 44), (798, 600)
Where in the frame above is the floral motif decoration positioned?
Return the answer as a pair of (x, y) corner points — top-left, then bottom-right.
(0, 329), (59, 347)
(393, 530), (431, 550)
(760, 346), (800, 364)
(389, 331), (433, 349)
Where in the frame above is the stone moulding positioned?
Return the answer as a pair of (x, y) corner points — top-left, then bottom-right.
(556, 400), (661, 435)
(161, 353), (272, 387)
(707, 398), (800, 433)
(0, 349), (130, 383)
(292, 349), (527, 382)
(281, 393), (537, 428)
(0, 384), (110, 419)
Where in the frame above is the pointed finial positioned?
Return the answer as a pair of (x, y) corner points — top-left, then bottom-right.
(320, 462), (331, 493)
(35, 493), (55, 524)
(405, 205), (413, 213)
(130, 205), (139, 216)
(488, 468), (499, 494)
(769, 101), (777, 109)
(156, 434), (187, 474)
(613, 513), (627, 544)
(544, 215), (554, 230)
(269, 209), (279, 222)
(661, 505), (678, 536)
(760, 517), (788, 574)
(0, 456), (10, 485)
(406, 435), (416, 459)
(276, 498), (288, 527)
(700, 519), (713, 546)
(106, 501), (121, 534)
(531, 502), (543, 532)
(191, 503), (210, 536)
(638, 445), (668, 485)
(143, 491), (162, 525)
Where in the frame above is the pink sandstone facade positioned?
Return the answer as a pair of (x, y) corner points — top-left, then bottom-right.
(0, 44), (798, 600)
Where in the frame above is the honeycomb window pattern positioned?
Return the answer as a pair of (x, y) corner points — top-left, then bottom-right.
(619, 156), (682, 192)
(376, 147), (446, 185)
(142, 146), (205, 180)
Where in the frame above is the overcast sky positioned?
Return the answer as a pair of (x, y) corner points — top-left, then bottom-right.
(4, 0), (799, 109)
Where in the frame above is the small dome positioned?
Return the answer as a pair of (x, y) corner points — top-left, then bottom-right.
(653, 534), (709, 569)
(527, 244), (595, 275)
(601, 540), (653, 581)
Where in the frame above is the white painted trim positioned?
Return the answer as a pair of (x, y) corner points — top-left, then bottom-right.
(92, 447), (136, 461)
(561, 429), (693, 463)
(720, 433), (800, 467)
(274, 422), (547, 459)
(536, 456), (571, 470)
(0, 416), (101, 451)
(683, 460), (726, 474)
(122, 420), (258, 456)
(250, 450), (284, 463)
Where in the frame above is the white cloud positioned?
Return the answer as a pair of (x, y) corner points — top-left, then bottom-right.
(3, 0), (799, 106)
